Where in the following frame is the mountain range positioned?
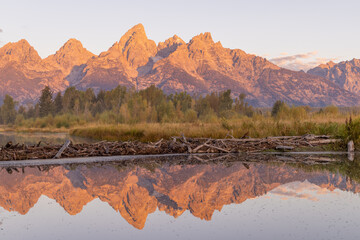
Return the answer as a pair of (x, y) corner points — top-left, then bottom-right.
(0, 24), (359, 107)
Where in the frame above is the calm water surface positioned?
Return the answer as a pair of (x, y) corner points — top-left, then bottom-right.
(0, 154), (360, 240)
(0, 131), (94, 146)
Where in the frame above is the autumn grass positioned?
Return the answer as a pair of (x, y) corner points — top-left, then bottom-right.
(5, 110), (360, 150)
(69, 115), (354, 145)
(2, 114), (86, 133)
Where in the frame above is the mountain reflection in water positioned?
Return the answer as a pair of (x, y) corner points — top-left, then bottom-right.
(1, 157), (359, 231)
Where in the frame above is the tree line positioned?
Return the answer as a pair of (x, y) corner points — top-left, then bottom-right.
(0, 85), (255, 126)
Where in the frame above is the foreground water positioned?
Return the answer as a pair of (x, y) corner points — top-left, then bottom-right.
(0, 154), (360, 240)
(0, 131), (94, 146)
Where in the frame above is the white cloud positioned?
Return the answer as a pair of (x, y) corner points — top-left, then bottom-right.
(269, 51), (339, 71)
(270, 51), (317, 66)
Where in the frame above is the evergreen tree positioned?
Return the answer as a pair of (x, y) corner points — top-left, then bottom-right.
(39, 86), (54, 117)
(271, 100), (287, 117)
(219, 90), (233, 112)
(0, 95), (17, 124)
(54, 92), (63, 114)
(62, 87), (78, 113)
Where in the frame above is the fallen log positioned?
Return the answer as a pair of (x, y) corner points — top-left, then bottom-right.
(276, 146), (295, 151)
(203, 143), (230, 153)
(308, 139), (341, 144)
(53, 140), (71, 159)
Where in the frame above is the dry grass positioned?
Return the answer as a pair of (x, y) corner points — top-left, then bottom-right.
(4, 111), (359, 144)
(69, 116), (350, 142)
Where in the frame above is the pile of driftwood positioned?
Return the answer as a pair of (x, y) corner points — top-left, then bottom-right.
(0, 134), (340, 161)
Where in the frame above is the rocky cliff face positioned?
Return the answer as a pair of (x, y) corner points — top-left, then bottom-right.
(44, 39), (94, 76)
(308, 59), (360, 95)
(0, 40), (66, 103)
(0, 39), (93, 103)
(1, 24), (359, 106)
(0, 163), (358, 229)
(72, 24), (157, 91)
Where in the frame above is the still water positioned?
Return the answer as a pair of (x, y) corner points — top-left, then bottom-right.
(0, 155), (360, 240)
(0, 131), (94, 146)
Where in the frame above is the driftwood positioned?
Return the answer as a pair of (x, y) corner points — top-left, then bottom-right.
(0, 134), (341, 161)
(276, 146), (295, 151)
(53, 140), (71, 159)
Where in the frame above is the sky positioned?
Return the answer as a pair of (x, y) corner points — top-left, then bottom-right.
(0, 0), (359, 71)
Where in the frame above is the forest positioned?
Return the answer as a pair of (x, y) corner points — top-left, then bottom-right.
(0, 85), (255, 126)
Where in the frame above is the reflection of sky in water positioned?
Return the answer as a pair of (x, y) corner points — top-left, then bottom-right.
(269, 180), (340, 201)
(1, 180), (360, 240)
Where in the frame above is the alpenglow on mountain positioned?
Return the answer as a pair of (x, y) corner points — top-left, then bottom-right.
(308, 59), (360, 95)
(0, 24), (359, 107)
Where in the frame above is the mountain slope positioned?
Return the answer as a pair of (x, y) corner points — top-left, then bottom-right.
(73, 24), (157, 91)
(308, 59), (360, 95)
(0, 40), (66, 103)
(44, 38), (94, 75)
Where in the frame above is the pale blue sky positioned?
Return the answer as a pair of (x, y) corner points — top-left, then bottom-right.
(0, 0), (359, 70)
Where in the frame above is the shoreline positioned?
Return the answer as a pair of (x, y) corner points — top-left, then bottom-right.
(0, 151), (352, 168)
(0, 135), (344, 161)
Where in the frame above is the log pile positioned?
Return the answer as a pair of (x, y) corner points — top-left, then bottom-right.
(0, 134), (341, 161)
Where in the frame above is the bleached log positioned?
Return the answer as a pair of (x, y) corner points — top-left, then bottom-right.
(53, 140), (71, 159)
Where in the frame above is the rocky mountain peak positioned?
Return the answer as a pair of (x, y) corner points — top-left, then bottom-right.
(317, 61), (336, 69)
(159, 35), (185, 47)
(190, 32), (214, 45)
(123, 23), (146, 38)
(117, 23), (151, 50)
(44, 38), (94, 74)
(308, 59), (360, 95)
(157, 35), (186, 58)
(61, 38), (85, 51)
(350, 58), (360, 66)
(0, 39), (42, 66)
(107, 23), (157, 68)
